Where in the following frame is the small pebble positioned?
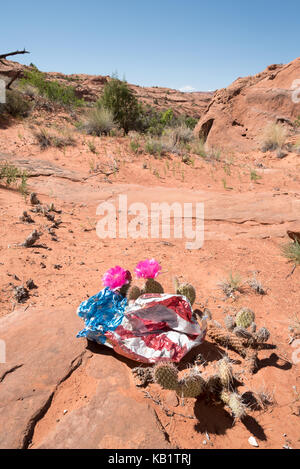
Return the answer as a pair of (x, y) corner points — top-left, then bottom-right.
(63, 409), (68, 415)
(248, 436), (259, 447)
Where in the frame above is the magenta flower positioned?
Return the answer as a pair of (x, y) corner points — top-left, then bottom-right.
(102, 266), (131, 291)
(134, 259), (162, 279)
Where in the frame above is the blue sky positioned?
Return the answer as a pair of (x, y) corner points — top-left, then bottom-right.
(1, 0), (299, 91)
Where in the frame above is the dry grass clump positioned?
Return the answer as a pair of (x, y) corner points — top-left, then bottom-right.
(218, 271), (244, 298)
(261, 122), (287, 152)
(80, 106), (117, 136)
(281, 241), (300, 266)
(34, 128), (76, 149)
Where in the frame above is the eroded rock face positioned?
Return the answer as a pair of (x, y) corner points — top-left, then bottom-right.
(0, 307), (170, 449)
(194, 58), (300, 150)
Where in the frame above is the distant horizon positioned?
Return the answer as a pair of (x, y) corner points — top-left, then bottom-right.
(1, 0), (300, 92)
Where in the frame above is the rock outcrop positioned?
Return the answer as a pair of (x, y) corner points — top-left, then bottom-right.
(194, 57), (300, 150)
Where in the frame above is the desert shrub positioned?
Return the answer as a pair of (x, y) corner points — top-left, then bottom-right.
(281, 241), (300, 265)
(80, 107), (117, 136)
(130, 138), (140, 154)
(192, 139), (206, 157)
(98, 77), (141, 133)
(163, 124), (194, 145)
(20, 70), (83, 107)
(161, 109), (175, 127)
(261, 122), (287, 152)
(0, 161), (28, 195)
(293, 139), (300, 154)
(250, 169), (262, 182)
(294, 115), (300, 127)
(183, 116), (198, 130)
(34, 128), (76, 149)
(145, 138), (164, 156)
(207, 146), (221, 161)
(0, 89), (32, 117)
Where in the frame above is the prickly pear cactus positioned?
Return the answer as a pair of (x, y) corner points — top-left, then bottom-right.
(224, 315), (236, 331)
(178, 369), (206, 398)
(143, 278), (164, 294)
(153, 362), (179, 391)
(176, 283), (196, 306)
(127, 285), (142, 301)
(220, 390), (246, 420)
(233, 326), (254, 340)
(217, 357), (233, 388)
(256, 327), (270, 343)
(235, 308), (255, 329)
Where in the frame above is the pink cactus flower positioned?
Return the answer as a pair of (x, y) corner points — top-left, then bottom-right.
(134, 259), (162, 279)
(102, 266), (131, 291)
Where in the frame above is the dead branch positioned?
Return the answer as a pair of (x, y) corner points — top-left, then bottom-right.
(0, 49), (30, 64)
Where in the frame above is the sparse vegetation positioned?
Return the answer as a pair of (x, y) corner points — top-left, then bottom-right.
(261, 122), (287, 152)
(145, 138), (164, 157)
(87, 140), (97, 154)
(219, 272), (243, 298)
(192, 139), (206, 158)
(250, 169), (262, 182)
(20, 70), (84, 107)
(130, 138), (140, 154)
(0, 161), (28, 195)
(34, 128), (76, 149)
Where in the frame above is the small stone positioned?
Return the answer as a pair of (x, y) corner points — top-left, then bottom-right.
(248, 436), (259, 447)
(202, 440), (207, 445)
(63, 409), (68, 415)
(165, 391), (179, 408)
(26, 279), (37, 290)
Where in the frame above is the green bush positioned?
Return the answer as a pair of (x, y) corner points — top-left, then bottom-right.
(0, 89), (32, 117)
(20, 70), (83, 107)
(145, 138), (164, 156)
(183, 116), (198, 130)
(99, 77), (141, 133)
